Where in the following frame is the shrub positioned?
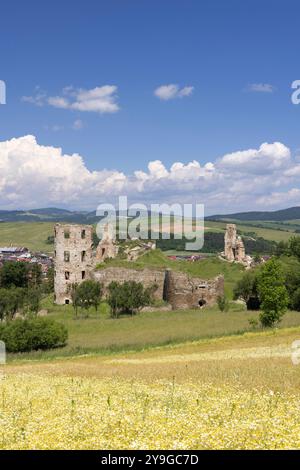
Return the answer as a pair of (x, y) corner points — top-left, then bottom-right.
(68, 280), (103, 317)
(107, 281), (153, 317)
(248, 318), (259, 329)
(217, 295), (229, 312)
(0, 318), (68, 352)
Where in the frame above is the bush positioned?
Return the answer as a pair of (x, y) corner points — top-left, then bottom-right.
(107, 281), (153, 317)
(0, 318), (68, 352)
(248, 318), (259, 329)
(217, 295), (229, 312)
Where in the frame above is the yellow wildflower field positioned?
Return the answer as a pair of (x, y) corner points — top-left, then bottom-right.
(2, 327), (300, 450)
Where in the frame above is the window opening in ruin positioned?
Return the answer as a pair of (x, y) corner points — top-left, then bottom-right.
(81, 230), (86, 239)
(64, 230), (70, 239)
(82, 271), (86, 280)
(101, 248), (106, 256)
(81, 251), (86, 262)
(64, 251), (70, 262)
(65, 271), (70, 280)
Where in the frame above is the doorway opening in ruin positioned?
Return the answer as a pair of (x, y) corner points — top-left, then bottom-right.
(65, 299), (70, 305)
(198, 299), (207, 308)
(101, 248), (106, 257)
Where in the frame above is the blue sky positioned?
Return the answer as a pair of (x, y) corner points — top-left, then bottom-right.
(1, 0), (300, 213)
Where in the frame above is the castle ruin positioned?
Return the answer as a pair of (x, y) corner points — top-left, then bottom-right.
(54, 223), (224, 308)
(92, 267), (223, 310)
(95, 223), (118, 262)
(224, 224), (246, 263)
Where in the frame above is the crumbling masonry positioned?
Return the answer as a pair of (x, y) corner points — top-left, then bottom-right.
(54, 224), (94, 304)
(54, 223), (224, 308)
(224, 224), (246, 262)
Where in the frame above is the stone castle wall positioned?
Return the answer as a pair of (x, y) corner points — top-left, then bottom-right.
(164, 270), (224, 310)
(93, 266), (224, 310)
(92, 267), (166, 300)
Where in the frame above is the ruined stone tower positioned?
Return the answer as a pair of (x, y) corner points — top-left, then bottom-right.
(95, 223), (118, 262)
(224, 223), (246, 263)
(54, 224), (93, 304)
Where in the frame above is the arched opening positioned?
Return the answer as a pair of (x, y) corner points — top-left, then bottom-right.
(198, 299), (207, 308)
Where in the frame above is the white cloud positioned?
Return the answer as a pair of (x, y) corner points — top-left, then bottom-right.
(47, 96), (69, 109)
(154, 84), (194, 101)
(0, 135), (300, 213)
(22, 85), (120, 114)
(245, 83), (276, 93)
(22, 93), (47, 107)
(219, 142), (290, 173)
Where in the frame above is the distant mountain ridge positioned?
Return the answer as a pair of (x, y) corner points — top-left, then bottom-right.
(207, 206), (300, 222)
(0, 208), (99, 224)
(0, 206), (300, 223)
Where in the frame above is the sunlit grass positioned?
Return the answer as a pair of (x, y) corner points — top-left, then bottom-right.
(3, 326), (300, 449)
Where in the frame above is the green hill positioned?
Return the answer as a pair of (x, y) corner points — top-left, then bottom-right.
(207, 206), (300, 222)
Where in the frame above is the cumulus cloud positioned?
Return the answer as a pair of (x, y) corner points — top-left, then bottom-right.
(154, 84), (194, 101)
(22, 85), (120, 114)
(245, 83), (276, 93)
(219, 142), (290, 173)
(0, 135), (299, 213)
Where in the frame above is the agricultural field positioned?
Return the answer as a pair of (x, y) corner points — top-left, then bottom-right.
(0, 222), (54, 253)
(205, 220), (293, 242)
(2, 323), (300, 449)
(0, 218), (295, 255)
(7, 299), (300, 361)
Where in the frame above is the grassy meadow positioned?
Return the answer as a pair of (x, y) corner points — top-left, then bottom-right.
(0, 222), (54, 252)
(7, 297), (300, 362)
(205, 220), (293, 242)
(3, 321), (300, 449)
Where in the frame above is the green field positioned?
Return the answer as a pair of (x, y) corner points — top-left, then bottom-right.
(0, 222), (54, 252)
(205, 220), (293, 242)
(8, 295), (300, 362)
